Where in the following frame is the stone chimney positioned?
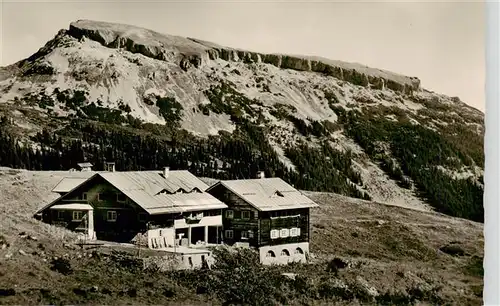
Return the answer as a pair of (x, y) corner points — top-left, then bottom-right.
(105, 162), (115, 172)
(163, 167), (170, 178)
(256, 171), (265, 179)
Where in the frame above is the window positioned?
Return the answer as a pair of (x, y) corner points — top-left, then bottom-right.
(241, 230), (253, 239)
(117, 193), (127, 203)
(295, 248), (304, 255)
(225, 210), (234, 219)
(280, 228), (290, 238)
(82, 193), (88, 201)
(266, 251), (276, 258)
(72, 211), (84, 221)
(241, 210), (251, 220)
(290, 227), (300, 237)
(281, 249), (290, 256)
(107, 210), (117, 222)
(225, 230), (234, 239)
(96, 193), (101, 201)
(57, 211), (64, 220)
(270, 229), (279, 239)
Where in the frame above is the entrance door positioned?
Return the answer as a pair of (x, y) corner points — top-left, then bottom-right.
(190, 227), (205, 245)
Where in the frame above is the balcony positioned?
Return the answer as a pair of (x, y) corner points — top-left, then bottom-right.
(184, 214), (203, 224)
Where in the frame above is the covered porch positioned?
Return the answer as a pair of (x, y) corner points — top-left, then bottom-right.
(176, 225), (222, 247)
(148, 225), (223, 249)
(49, 203), (96, 240)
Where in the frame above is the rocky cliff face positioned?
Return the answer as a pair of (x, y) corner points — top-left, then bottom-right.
(66, 20), (420, 94)
(0, 20), (484, 219)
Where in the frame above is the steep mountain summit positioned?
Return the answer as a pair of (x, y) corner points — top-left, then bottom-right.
(0, 20), (484, 222)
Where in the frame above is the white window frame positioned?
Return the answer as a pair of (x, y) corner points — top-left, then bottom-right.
(96, 193), (101, 202)
(107, 210), (117, 222)
(241, 230), (253, 239)
(290, 227), (300, 237)
(116, 193), (127, 203)
(280, 228), (290, 238)
(241, 210), (251, 220)
(72, 211), (84, 222)
(82, 193), (88, 201)
(225, 230), (234, 239)
(225, 210), (234, 219)
(270, 229), (279, 239)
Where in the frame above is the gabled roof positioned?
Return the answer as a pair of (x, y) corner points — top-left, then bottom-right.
(207, 177), (319, 212)
(51, 173), (95, 193)
(100, 171), (207, 195)
(37, 170), (227, 215)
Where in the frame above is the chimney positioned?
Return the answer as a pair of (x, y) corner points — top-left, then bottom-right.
(256, 171), (265, 179)
(163, 167), (170, 178)
(105, 162), (115, 172)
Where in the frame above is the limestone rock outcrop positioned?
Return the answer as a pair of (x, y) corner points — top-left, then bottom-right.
(67, 19), (420, 94)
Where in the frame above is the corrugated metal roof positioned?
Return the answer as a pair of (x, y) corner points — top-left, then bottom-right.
(101, 171), (227, 214)
(212, 178), (319, 212)
(50, 203), (93, 210)
(38, 170), (227, 215)
(51, 173), (96, 193)
(100, 171), (208, 194)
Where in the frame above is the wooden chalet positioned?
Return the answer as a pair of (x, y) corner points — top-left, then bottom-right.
(35, 168), (228, 253)
(206, 175), (319, 265)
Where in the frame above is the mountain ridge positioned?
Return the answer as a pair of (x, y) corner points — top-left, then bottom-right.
(3, 19), (422, 94)
(0, 19), (484, 222)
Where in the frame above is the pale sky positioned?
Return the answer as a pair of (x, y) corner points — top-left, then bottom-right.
(0, 0), (485, 111)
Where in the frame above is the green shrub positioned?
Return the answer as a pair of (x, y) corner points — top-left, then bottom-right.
(202, 247), (285, 305)
(156, 96), (183, 125)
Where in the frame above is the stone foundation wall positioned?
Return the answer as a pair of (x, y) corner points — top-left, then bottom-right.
(259, 242), (310, 265)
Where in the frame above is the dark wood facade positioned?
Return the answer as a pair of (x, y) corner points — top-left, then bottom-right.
(42, 175), (226, 244)
(258, 209), (309, 246)
(42, 209), (91, 235)
(208, 184), (310, 248)
(43, 176), (148, 242)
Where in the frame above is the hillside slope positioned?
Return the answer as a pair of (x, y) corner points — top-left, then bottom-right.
(0, 20), (484, 221)
(0, 168), (484, 305)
